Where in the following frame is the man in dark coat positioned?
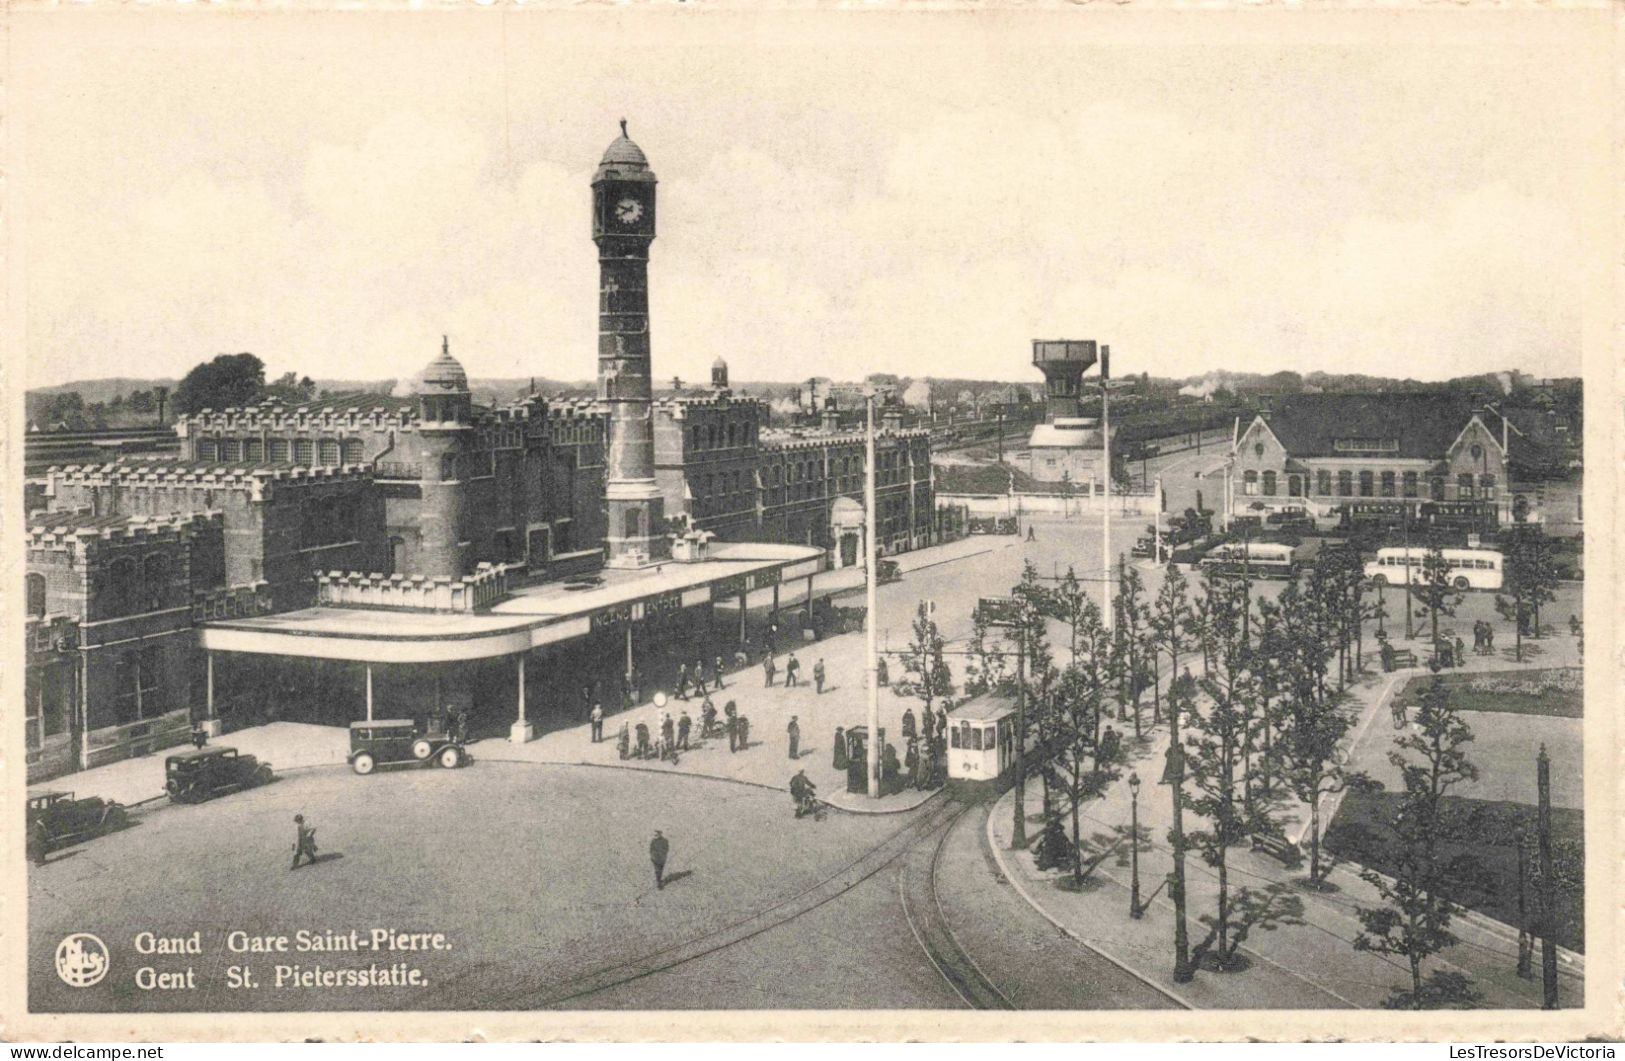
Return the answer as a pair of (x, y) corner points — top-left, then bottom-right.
(676, 663), (690, 700)
(813, 659), (826, 694)
(902, 708), (917, 741)
(694, 659), (709, 697)
(881, 743), (903, 795)
(726, 712), (739, 753)
(905, 739), (920, 790)
(1097, 725), (1121, 773)
(833, 726), (848, 770)
(787, 716), (801, 760)
(290, 814), (318, 871)
(590, 702), (604, 743)
(785, 653), (801, 688)
(714, 654), (727, 690)
(661, 712), (675, 751)
(763, 655), (777, 688)
(737, 715), (751, 750)
(635, 721), (651, 758)
(677, 710), (692, 750)
(649, 830), (670, 890)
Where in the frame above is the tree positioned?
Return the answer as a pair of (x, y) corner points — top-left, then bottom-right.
(1354, 670), (1483, 1009)
(265, 371), (318, 404)
(1044, 566), (1089, 665)
(1184, 572), (1263, 970)
(900, 601), (954, 722)
(1166, 671), (1198, 982)
(1114, 563), (1152, 740)
(1414, 545), (1464, 667)
(1151, 562), (1195, 727)
(1048, 625), (1115, 884)
(173, 353), (267, 415)
(1275, 578), (1362, 885)
(1495, 528), (1560, 661)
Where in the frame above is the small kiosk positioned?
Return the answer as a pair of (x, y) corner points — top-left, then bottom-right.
(946, 693), (1019, 794)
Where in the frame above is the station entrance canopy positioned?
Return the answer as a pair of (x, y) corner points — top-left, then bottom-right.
(198, 543), (825, 664)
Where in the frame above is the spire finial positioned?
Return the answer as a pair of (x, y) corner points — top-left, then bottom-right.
(442, 334), (449, 356)
(620, 118), (628, 138)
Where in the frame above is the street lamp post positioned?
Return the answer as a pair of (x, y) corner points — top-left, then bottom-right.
(1129, 771), (1143, 919)
(1101, 345), (1113, 634)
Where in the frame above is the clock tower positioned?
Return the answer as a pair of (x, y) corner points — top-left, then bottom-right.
(593, 120), (668, 567)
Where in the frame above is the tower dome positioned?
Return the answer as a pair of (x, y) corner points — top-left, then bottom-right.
(595, 119), (657, 183)
(416, 335), (469, 394)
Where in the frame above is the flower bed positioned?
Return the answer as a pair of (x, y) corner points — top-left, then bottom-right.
(1398, 668), (1582, 718)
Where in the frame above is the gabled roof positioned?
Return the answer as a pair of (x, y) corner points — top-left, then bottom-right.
(1256, 394), (1484, 459)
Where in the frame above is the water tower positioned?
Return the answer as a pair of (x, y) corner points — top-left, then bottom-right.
(1031, 340), (1098, 423)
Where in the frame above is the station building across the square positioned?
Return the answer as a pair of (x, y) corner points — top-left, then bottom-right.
(23, 125), (936, 782)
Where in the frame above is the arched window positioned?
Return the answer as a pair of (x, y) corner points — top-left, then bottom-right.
(1243, 470), (1259, 496)
(342, 439), (364, 465)
(1431, 477), (1446, 501)
(1287, 475), (1303, 498)
(221, 438), (242, 462)
(26, 573), (46, 618)
(1337, 471), (1353, 497)
(1262, 471), (1276, 496)
(692, 426), (703, 450)
(268, 439), (290, 463)
(244, 438), (264, 463)
(1480, 474), (1497, 499)
(294, 439), (314, 464)
(1403, 471), (1419, 499)
(1358, 471), (1374, 497)
(1317, 470), (1332, 496)
(108, 558), (136, 616)
(1457, 473), (1475, 500)
(727, 424), (737, 447)
(142, 554), (170, 611)
(707, 425), (717, 447)
(1380, 471), (1396, 498)
(319, 439), (341, 466)
(196, 439), (218, 462)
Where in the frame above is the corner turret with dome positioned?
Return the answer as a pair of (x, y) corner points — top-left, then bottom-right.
(416, 335), (472, 426)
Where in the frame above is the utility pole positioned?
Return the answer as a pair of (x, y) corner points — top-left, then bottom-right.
(865, 388), (881, 799)
(1101, 345), (1113, 633)
(1538, 744), (1558, 1008)
(1013, 623), (1027, 847)
(1153, 475), (1164, 565)
(996, 408), (1005, 465)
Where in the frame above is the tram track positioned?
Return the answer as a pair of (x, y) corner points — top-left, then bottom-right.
(482, 794), (959, 1010)
(897, 800), (1014, 1009)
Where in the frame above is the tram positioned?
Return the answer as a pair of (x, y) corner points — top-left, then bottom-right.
(946, 693), (1019, 795)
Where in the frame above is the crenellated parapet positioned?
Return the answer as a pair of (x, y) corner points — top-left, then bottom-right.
(45, 461), (373, 503)
(27, 510), (223, 560)
(316, 561), (512, 613)
(192, 581), (277, 622)
(177, 400), (418, 437)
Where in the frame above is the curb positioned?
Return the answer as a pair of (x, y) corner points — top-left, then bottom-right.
(473, 755), (944, 816)
(982, 787), (1195, 1010)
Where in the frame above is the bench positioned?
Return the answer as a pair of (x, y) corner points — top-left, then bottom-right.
(1384, 648), (1417, 671)
(1251, 833), (1303, 867)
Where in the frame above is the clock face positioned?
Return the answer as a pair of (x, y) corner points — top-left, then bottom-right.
(614, 197), (644, 225)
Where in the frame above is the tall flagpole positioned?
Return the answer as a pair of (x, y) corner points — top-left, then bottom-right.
(865, 388), (881, 799)
(1101, 345), (1113, 632)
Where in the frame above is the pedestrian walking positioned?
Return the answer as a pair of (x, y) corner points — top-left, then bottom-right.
(737, 714), (751, 750)
(714, 654), (727, 690)
(635, 721), (651, 758)
(28, 819), (48, 866)
(1026, 525), (1036, 542)
(649, 830), (670, 890)
(590, 702), (604, 742)
(676, 663), (690, 701)
(661, 711), (675, 751)
(290, 814), (318, 871)
(701, 697), (718, 737)
(876, 657), (889, 687)
(1569, 613), (1581, 637)
(787, 716), (801, 760)
(833, 726), (848, 770)
(1485, 624), (1495, 652)
(813, 659), (826, 694)
(901, 708), (917, 741)
(1097, 725), (1121, 773)
(1454, 635), (1466, 668)
(786, 653), (801, 688)
(764, 655), (777, 688)
(726, 712), (739, 753)
(905, 738), (920, 789)
(677, 710), (692, 750)
(691, 659), (707, 696)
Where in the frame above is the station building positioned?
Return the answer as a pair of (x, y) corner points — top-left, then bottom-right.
(23, 124), (931, 781)
(1229, 394), (1513, 531)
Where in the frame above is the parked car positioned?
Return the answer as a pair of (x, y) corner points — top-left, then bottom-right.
(348, 720), (470, 774)
(164, 746), (274, 803)
(26, 791), (129, 853)
(876, 559), (902, 584)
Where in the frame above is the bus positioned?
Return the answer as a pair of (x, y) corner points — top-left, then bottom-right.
(1198, 541), (1298, 580)
(1362, 547), (1503, 591)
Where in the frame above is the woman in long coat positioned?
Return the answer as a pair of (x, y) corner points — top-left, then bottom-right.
(833, 726), (849, 770)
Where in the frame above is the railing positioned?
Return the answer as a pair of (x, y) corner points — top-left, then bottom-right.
(373, 461), (423, 480)
(316, 562), (512, 613)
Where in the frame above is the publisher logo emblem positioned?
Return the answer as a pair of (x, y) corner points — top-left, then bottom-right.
(54, 933), (110, 988)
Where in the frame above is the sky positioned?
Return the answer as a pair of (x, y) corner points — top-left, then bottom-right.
(11, 9), (1610, 390)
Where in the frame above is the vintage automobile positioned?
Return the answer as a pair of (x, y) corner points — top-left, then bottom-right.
(26, 791), (129, 852)
(876, 559), (902, 584)
(164, 746), (274, 803)
(347, 719), (469, 774)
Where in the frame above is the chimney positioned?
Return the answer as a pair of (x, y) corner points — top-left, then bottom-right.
(882, 405), (904, 432)
(821, 396), (840, 433)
